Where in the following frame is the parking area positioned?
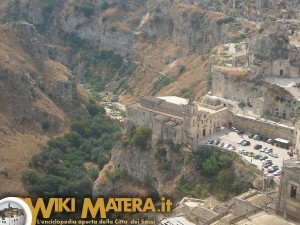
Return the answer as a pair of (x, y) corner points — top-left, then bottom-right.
(200, 127), (295, 177)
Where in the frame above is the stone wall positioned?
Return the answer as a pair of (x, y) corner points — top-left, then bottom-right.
(226, 112), (294, 143)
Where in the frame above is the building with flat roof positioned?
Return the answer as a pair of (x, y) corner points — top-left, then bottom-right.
(277, 157), (300, 221)
(126, 95), (228, 147)
(161, 190), (295, 225)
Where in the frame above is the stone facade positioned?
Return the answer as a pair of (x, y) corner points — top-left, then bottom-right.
(278, 157), (300, 220)
(294, 121), (300, 154)
(126, 96), (228, 147)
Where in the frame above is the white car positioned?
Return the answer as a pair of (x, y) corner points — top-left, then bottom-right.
(274, 170), (282, 176)
(238, 139), (246, 145)
(223, 143), (231, 149)
(264, 148), (273, 154)
(269, 152), (278, 158)
(228, 146), (236, 151)
(260, 147), (267, 152)
(239, 149), (247, 155)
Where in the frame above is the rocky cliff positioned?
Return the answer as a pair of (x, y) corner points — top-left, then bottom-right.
(0, 21), (89, 196)
(93, 142), (263, 202)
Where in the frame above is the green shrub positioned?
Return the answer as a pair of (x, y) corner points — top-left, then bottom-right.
(178, 65), (186, 74)
(217, 17), (236, 26)
(102, 16), (107, 23)
(101, 2), (110, 10)
(88, 168), (99, 180)
(233, 34), (246, 43)
(258, 27), (264, 33)
(75, 6), (95, 18)
(132, 125), (152, 148)
(238, 101), (246, 108)
(155, 148), (167, 161)
(109, 25), (118, 32)
(42, 120), (50, 131)
(86, 100), (106, 117)
(151, 76), (173, 95)
(106, 169), (123, 181)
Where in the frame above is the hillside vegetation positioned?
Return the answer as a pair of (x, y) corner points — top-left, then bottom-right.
(22, 101), (121, 197)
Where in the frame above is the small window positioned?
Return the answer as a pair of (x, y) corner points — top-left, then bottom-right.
(290, 185), (297, 198)
(174, 132), (176, 137)
(143, 112), (145, 115)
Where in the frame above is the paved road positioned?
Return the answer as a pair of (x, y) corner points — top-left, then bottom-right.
(200, 127), (294, 175)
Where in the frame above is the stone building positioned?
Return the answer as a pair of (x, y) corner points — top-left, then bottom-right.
(0, 203), (24, 225)
(126, 96), (228, 147)
(261, 60), (300, 78)
(294, 120), (300, 154)
(277, 157), (300, 221)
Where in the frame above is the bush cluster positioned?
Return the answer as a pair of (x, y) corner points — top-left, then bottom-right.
(22, 111), (121, 197)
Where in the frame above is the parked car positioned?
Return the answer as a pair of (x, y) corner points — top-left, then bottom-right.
(237, 130), (245, 135)
(267, 139), (274, 144)
(260, 156), (268, 161)
(241, 140), (250, 146)
(263, 162), (273, 168)
(239, 149), (248, 155)
(260, 147), (267, 152)
(274, 170), (282, 176)
(223, 143), (231, 149)
(269, 152), (278, 158)
(267, 167), (277, 173)
(254, 144), (262, 150)
(228, 146), (236, 151)
(288, 151), (294, 157)
(253, 135), (260, 140)
(264, 148), (273, 154)
(229, 127), (237, 132)
(214, 140), (220, 145)
(253, 154), (261, 159)
(206, 140), (214, 144)
(262, 159), (272, 165)
(248, 134), (254, 139)
(248, 152), (255, 157)
(261, 136), (269, 142)
(272, 165), (279, 170)
(238, 139), (246, 145)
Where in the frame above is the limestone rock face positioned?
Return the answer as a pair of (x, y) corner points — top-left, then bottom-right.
(93, 143), (263, 199)
(14, 21), (48, 59)
(246, 32), (300, 66)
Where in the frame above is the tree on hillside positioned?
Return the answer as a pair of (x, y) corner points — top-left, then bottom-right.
(132, 125), (152, 147)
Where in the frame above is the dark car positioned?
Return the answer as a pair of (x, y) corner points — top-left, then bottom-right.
(261, 136), (269, 142)
(214, 140), (220, 145)
(254, 144), (262, 150)
(237, 130), (245, 135)
(260, 156), (268, 161)
(248, 134), (254, 139)
(206, 140), (214, 144)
